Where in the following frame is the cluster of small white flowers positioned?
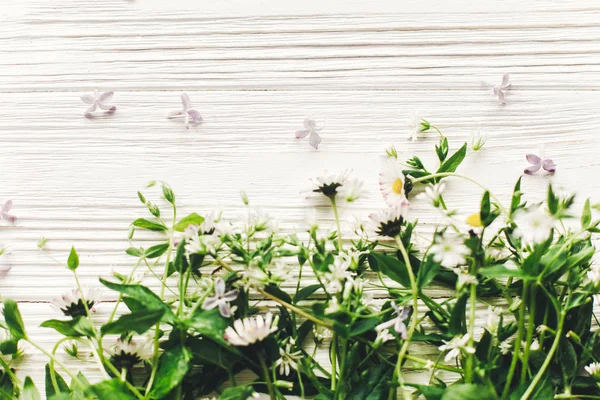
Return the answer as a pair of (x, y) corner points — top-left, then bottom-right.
(322, 256), (355, 294)
(274, 339), (303, 376)
(585, 361), (600, 377)
(430, 235), (470, 268)
(416, 183), (446, 208)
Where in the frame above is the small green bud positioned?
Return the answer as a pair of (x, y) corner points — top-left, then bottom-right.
(161, 184), (175, 204)
(127, 225), (135, 240)
(137, 191), (146, 204)
(146, 180), (156, 188)
(240, 190), (249, 206)
(37, 236), (48, 249)
(385, 146), (398, 159)
(63, 342), (79, 358)
(274, 381), (294, 389)
(67, 247), (79, 271)
(147, 202), (160, 218)
(420, 119), (431, 132)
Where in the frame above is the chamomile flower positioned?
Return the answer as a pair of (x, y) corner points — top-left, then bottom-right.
(513, 206), (554, 246)
(368, 201), (410, 238)
(430, 235), (470, 268)
(51, 288), (101, 317)
(322, 256), (355, 294)
(585, 362), (600, 377)
(308, 170), (351, 201)
(379, 158), (406, 206)
(274, 341), (303, 376)
(438, 334), (475, 363)
(224, 313), (278, 346)
(109, 338), (152, 370)
(417, 183), (446, 207)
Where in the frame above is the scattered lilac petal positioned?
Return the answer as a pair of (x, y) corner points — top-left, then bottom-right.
(296, 118), (323, 150)
(80, 89), (116, 116)
(526, 154), (541, 164)
(0, 200), (16, 223)
(543, 159), (556, 173)
(168, 93), (202, 129)
(524, 148), (556, 175)
(492, 73), (511, 104)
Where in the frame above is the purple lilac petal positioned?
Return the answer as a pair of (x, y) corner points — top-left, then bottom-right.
(526, 154), (542, 164)
(501, 73), (510, 87)
(308, 131), (322, 149)
(181, 93), (191, 110)
(394, 320), (408, 339)
(295, 129), (310, 139)
(215, 278), (225, 296)
(3, 200), (12, 212)
(98, 91), (114, 103)
(524, 163), (541, 175)
(86, 104), (97, 114)
(222, 289), (239, 302)
(218, 302), (232, 318)
(81, 94), (95, 104)
(399, 306), (411, 321)
(497, 90), (505, 104)
(167, 110), (183, 118)
(187, 109), (203, 123)
(202, 297), (218, 310)
(543, 159), (556, 173)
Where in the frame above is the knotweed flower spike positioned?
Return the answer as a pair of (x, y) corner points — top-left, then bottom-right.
(80, 89), (116, 117)
(295, 118), (323, 149)
(168, 93), (203, 129)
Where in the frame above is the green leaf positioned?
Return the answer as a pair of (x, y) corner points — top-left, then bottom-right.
(480, 265), (531, 279)
(218, 386), (256, 400)
(559, 339), (577, 379)
(547, 184), (559, 216)
(99, 279), (176, 323)
(368, 252), (410, 288)
(0, 339), (18, 355)
(349, 317), (380, 337)
(2, 299), (25, 340)
(45, 364), (70, 398)
(131, 218), (168, 232)
(263, 284), (292, 304)
(448, 294), (468, 336)
(418, 256), (441, 289)
(510, 177), (524, 216)
(86, 379), (137, 399)
(480, 192), (499, 227)
(582, 198), (592, 228)
(173, 239), (187, 274)
(414, 385), (445, 400)
(125, 247), (142, 257)
(22, 377), (40, 400)
(41, 316), (94, 337)
(145, 243), (169, 259)
(186, 308), (231, 347)
(67, 247), (79, 271)
(149, 345), (192, 399)
(437, 143), (467, 174)
(173, 212), (205, 232)
(293, 284), (321, 303)
(101, 309), (164, 336)
(441, 384), (497, 400)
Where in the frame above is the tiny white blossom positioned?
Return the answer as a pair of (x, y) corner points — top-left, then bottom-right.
(407, 110), (430, 142)
(499, 340), (512, 355)
(306, 170), (351, 201)
(492, 73), (511, 104)
(80, 89), (116, 117)
(376, 303), (411, 339)
(430, 235), (470, 268)
(484, 306), (501, 335)
(274, 342), (303, 376)
(585, 362), (600, 377)
(513, 206), (554, 246)
(374, 329), (395, 347)
(202, 278), (239, 318)
(339, 178), (364, 203)
(470, 130), (487, 151)
(325, 297), (341, 314)
(322, 256), (355, 294)
(451, 266), (478, 290)
(224, 313), (278, 346)
(167, 93), (202, 129)
(438, 334), (475, 363)
(295, 118), (323, 150)
(51, 288), (101, 317)
(416, 183), (446, 207)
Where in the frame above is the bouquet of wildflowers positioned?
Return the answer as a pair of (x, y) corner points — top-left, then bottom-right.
(1, 128), (600, 400)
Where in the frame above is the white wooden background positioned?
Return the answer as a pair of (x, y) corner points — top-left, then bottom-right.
(2, 0), (600, 397)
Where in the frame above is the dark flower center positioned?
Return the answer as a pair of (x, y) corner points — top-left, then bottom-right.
(314, 183), (342, 199)
(111, 351), (142, 370)
(376, 217), (403, 238)
(61, 299), (96, 318)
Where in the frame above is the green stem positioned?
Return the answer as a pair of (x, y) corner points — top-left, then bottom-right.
(27, 339), (87, 390)
(465, 281), (477, 383)
(521, 284), (537, 384)
(404, 355), (462, 373)
(258, 352), (276, 400)
(331, 198), (343, 251)
(502, 283), (529, 399)
(521, 311), (566, 400)
(0, 357), (19, 386)
(330, 333), (337, 391)
(410, 172), (509, 216)
(388, 236), (420, 399)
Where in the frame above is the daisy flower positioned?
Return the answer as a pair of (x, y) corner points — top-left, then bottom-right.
(274, 341), (303, 376)
(438, 334), (475, 363)
(308, 170), (351, 201)
(379, 158), (406, 206)
(224, 313), (278, 346)
(108, 338), (152, 370)
(585, 362), (600, 377)
(430, 235), (470, 268)
(202, 278), (239, 318)
(368, 201), (410, 238)
(512, 206), (554, 246)
(51, 288), (101, 318)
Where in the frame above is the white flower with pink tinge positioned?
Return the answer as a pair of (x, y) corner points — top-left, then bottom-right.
(51, 288), (101, 317)
(295, 118), (323, 150)
(80, 89), (116, 117)
(224, 312), (278, 346)
(168, 93), (203, 129)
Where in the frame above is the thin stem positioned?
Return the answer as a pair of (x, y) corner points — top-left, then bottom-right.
(465, 281), (477, 383)
(404, 355), (462, 373)
(502, 283), (529, 399)
(0, 357), (19, 386)
(388, 235), (420, 399)
(27, 339), (86, 389)
(521, 311), (566, 400)
(410, 172), (509, 216)
(258, 352), (276, 400)
(330, 332), (337, 391)
(521, 284), (537, 384)
(331, 198), (343, 251)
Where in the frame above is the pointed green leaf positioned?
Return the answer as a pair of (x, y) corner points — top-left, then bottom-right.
(22, 377), (41, 400)
(149, 345), (192, 398)
(131, 218), (168, 232)
(2, 299), (25, 340)
(173, 212), (205, 232)
(101, 309), (164, 336)
(41, 316), (94, 337)
(437, 143), (467, 174)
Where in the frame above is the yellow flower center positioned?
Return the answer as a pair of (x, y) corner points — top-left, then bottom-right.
(392, 178), (403, 195)
(466, 213), (482, 227)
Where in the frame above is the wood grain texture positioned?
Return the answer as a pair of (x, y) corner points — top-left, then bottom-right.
(1, 0), (600, 397)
